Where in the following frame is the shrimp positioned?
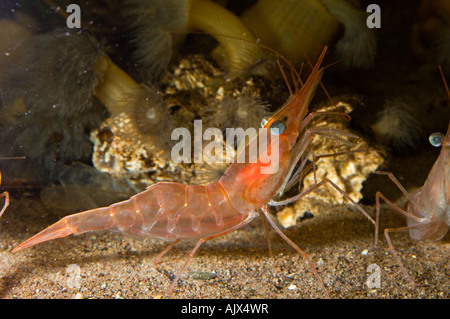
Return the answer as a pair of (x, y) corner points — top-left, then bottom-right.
(374, 68), (450, 285)
(0, 170), (9, 218)
(12, 47), (375, 297)
(0, 156), (23, 218)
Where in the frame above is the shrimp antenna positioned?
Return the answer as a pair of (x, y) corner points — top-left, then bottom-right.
(275, 0), (333, 104)
(170, 29), (304, 93)
(0, 156), (26, 160)
(439, 65), (450, 100)
(277, 60), (293, 95)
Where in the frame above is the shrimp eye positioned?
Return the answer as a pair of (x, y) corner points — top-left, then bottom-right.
(270, 120), (286, 135)
(429, 132), (444, 147)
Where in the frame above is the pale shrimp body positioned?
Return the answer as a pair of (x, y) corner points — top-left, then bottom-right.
(15, 130), (293, 253)
(375, 71), (450, 285)
(406, 124), (450, 241)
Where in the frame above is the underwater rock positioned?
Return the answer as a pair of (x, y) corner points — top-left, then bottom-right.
(90, 54), (278, 189)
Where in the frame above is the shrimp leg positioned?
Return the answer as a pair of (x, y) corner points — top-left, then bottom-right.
(375, 191), (429, 286)
(167, 214), (256, 295)
(260, 215), (273, 257)
(0, 191), (9, 218)
(260, 205), (329, 298)
(155, 215), (274, 270)
(269, 178), (376, 243)
(374, 171), (425, 212)
(153, 240), (181, 266)
(373, 170), (429, 284)
(0, 170), (9, 218)
(383, 226), (423, 286)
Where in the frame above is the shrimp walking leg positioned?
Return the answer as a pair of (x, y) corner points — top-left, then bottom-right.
(260, 205), (329, 298)
(260, 215), (273, 257)
(0, 191), (9, 218)
(383, 224), (421, 286)
(375, 191), (430, 286)
(167, 214), (256, 295)
(374, 171), (423, 208)
(269, 178), (376, 244)
(374, 190), (423, 247)
(153, 240), (181, 266)
(0, 170), (9, 218)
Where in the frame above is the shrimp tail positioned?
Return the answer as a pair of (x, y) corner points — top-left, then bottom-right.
(13, 207), (111, 252)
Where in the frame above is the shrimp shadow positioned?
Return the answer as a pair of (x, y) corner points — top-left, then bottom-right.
(265, 205), (381, 251)
(0, 263), (37, 298)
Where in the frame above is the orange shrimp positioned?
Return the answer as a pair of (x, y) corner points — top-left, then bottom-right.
(374, 68), (450, 285)
(12, 47), (375, 297)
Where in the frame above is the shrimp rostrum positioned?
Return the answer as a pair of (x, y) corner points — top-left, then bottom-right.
(375, 71), (450, 285)
(12, 47), (374, 296)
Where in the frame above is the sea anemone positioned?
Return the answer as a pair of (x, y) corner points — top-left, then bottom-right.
(93, 54), (140, 116)
(321, 0), (377, 69)
(217, 0), (376, 72)
(0, 26), (168, 178)
(0, 19), (33, 70)
(123, 84), (178, 154)
(206, 90), (270, 133)
(371, 100), (422, 154)
(123, 0), (266, 79)
(0, 29), (107, 177)
(1, 29), (104, 119)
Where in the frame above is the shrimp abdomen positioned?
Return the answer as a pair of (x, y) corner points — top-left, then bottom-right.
(13, 181), (250, 251)
(134, 182), (248, 239)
